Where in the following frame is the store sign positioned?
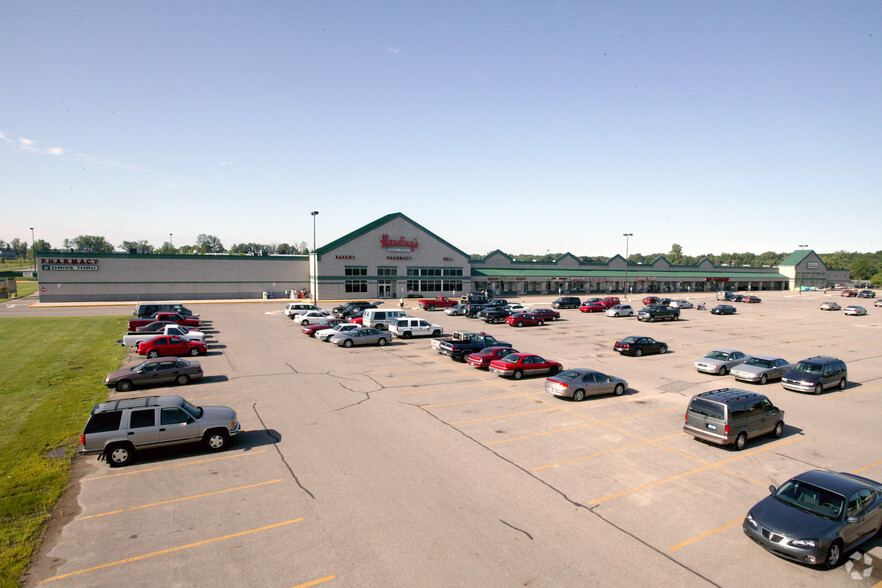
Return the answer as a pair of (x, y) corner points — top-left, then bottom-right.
(386, 256), (411, 261)
(335, 255), (355, 259)
(380, 234), (419, 252)
(40, 257), (98, 271)
(705, 277), (730, 282)
(806, 262), (819, 269)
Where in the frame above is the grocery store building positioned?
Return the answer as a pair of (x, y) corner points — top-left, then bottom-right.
(35, 212), (818, 303)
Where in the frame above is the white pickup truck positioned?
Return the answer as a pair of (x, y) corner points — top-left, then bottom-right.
(120, 325), (206, 347)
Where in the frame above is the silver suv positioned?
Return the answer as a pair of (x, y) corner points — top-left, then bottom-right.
(79, 396), (240, 467)
(683, 388), (785, 450)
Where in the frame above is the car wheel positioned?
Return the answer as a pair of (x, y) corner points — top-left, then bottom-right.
(175, 374), (190, 386)
(492, 317), (498, 324)
(301, 320), (309, 326)
(759, 374), (768, 385)
(513, 369), (523, 380)
(572, 389), (585, 402)
(772, 420), (784, 438)
(658, 346), (667, 354)
(549, 365), (558, 376)
(147, 350), (159, 358)
(106, 443), (133, 467)
(403, 331), (412, 339)
(734, 432), (747, 451)
(116, 380), (133, 392)
(517, 321), (524, 327)
(377, 338), (387, 347)
(343, 339), (353, 348)
(825, 540), (843, 569)
(718, 366), (728, 376)
(628, 311), (633, 317)
(552, 316), (558, 321)
(634, 349), (643, 357)
(839, 378), (847, 390)
(432, 330), (441, 336)
(537, 319), (544, 326)
(189, 347), (201, 356)
(614, 384), (625, 396)
(428, 305), (435, 311)
(814, 383), (822, 395)
(204, 429), (229, 452)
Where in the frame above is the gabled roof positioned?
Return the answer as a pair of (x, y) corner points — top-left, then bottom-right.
(780, 249), (817, 266)
(473, 249), (514, 263)
(555, 252), (580, 263)
(315, 212), (469, 259)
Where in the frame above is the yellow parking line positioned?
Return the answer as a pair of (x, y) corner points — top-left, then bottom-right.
(39, 518), (304, 583)
(854, 459), (882, 473)
(425, 394), (522, 408)
(293, 576), (336, 588)
(82, 450), (268, 481)
(78, 479), (283, 520)
(452, 407), (557, 425)
(531, 433), (686, 471)
(588, 436), (802, 505)
(487, 423), (592, 445)
(669, 518), (742, 551)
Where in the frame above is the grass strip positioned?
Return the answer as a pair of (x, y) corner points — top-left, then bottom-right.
(0, 317), (127, 587)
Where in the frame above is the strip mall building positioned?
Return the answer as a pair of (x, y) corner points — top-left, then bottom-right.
(34, 213), (835, 303)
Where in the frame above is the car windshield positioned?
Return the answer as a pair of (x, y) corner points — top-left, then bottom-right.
(792, 362), (823, 375)
(745, 358), (772, 368)
(773, 480), (845, 521)
(181, 399), (203, 419)
(705, 351), (731, 360)
(131, 360), (150, 371)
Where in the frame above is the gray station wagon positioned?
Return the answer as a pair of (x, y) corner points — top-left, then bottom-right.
(684, 388), (785, 450)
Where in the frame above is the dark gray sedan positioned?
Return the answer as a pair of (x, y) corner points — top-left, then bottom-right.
(743, 470), (882, 569)
(730, 356), (791, 385)
(330, 327), (389, 348)
(545, 368), (628, 401)
(104, 357), (203, 392)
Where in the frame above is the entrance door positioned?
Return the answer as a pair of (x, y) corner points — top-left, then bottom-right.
(378, 280), (391, 298)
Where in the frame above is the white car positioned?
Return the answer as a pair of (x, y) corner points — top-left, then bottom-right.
(294, 310), (330, 325)
(670, 300), (694, 309)
(505, 303), (529, 314)
(285, 303), (322, 319)
(693, 349), (751, 376)
(606, 304), (634, 317)
(389, 317), (443, 338)
(316, 323), (360, 341)
(844, 305), (868, 316)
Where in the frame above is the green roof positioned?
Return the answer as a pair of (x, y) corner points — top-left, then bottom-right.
(780, 249), (816, 266)
(472, 268), (787, 279)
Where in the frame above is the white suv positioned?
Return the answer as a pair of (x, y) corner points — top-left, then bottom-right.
(389, 318), (443, 339)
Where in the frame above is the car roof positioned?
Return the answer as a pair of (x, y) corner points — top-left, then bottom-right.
(751, 355), (785, 361)
(93, 395), (185, 413)
(710, 348), (743, 353)
(693, 388), (766, 404)
(792, 470), (879, 495)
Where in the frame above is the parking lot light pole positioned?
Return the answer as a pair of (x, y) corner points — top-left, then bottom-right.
(311, 211), (319, 305)
(798, 244), (808, 294)
(623, 233), (632, 300)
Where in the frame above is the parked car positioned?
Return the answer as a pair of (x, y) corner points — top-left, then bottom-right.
(433, 331), (510, 362)
(79, 395), (239, 467)
(741, 295), (762, 303)
(684, 388), (784, 450)
(820, 301), (841, 311)
(389, 317), (443, 338)
(333, 301), (376, 319)
(781, 356), (847, 394)
(330, 327), (389, 348)
(637, 305), (679, 322)
(858, 290), (876, 298)
(844, 305), (867, 316)
(613, 336), (667, 357)
(505, 312), (546, 327)
(670, 300), (694, 309)
(743, 470), (882, 569)
(552, 296), (581, 309)
(137, 336), (207, 358)
(466, 346), (518, 369)
(302, 317), (344, 337)
(711, 304), (737, 315)
(505, 303), (530, 314)
(316, 323), (360, 342)
(104, 357), (204, 392)
(478, 307), (511, 324)
(362, 309), (408, 330)
(876, 299), (882, 307)
(545, 368), (627, 401)
(642, 296), (661, 305)
(444, 304), (468, 316)
(694, 349), (751, 375)
(730, 356), (791, 385)
(133, 302), (194, 318)
(293, 310), (330, 325)
(579, 302), (606, 313)
(285, 303), (322, 319)
(716, 291), (737, 301)
(529, 308), (561, 321)
(417, 296), (458, 311)
(135, 320), (187, 333)
(606, 304), (634, 317)
(840, 290), (857, 297)
(489, 353), (562, 380)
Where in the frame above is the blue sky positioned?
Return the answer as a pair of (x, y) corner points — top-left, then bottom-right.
(2, 1), (880, 258)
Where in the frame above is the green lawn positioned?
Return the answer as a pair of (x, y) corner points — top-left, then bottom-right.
(0, 317), (127, 587)
(0, 281), (37, 302)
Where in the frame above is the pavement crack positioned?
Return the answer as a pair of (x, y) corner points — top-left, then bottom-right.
(251, 402), (315, 499)
(499, 519), (533, 540)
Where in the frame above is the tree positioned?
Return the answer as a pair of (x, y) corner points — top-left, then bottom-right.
(297, 241), (309, 254)
(668, 244), (684, 265)
(72, 235), (114, 253)
(120, 240), (154, 254)
(157, 242), (177, 255)
(276, 243), (291, 254)
(33, 239), (52, 253)
(870, 272), (882, 287)
(178, 245), (195, 255)
(196, 234), (225, 254)
(850, 257), (877, 281)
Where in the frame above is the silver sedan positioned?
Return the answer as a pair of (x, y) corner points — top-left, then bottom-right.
(694, 349), (751, 375)
(730, 355), (791, 384)
(606, 304), (634, 317)
(444, 304), (467, 316)
(330, 327), (389, 347)
(545, 368), (628, 401)
(670, 300), (694, 309)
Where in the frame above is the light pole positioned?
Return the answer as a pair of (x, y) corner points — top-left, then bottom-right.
(798, 244), (808, 294)
(623, 233), (632, 299)
(30, 227), (36, 274)
(311, 211), (319, 305)
(169, 233), (173, 246)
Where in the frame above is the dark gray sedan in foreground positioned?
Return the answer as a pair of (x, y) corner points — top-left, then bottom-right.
(545, 368), (627, 401)
(743, 470), (882, 569)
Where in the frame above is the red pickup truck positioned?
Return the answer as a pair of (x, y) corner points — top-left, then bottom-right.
(418, 296), (459, 311)
(128, 312), (201, 331)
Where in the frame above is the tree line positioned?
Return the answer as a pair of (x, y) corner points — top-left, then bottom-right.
(0, 235), (310, 257)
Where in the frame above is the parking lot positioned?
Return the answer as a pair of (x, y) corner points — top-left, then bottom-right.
(24, 292), (882, 587)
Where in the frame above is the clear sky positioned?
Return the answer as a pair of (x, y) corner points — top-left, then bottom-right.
(2, 1), (880, 258)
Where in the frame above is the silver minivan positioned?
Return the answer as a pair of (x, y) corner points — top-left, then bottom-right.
(683, 388), (785, 450)
(361, 309), (408, 330)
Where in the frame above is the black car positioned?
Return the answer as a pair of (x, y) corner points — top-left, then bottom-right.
(478, 307), (511, 324)
(334, 302), (375, 319)
(463, 303), (488, 318)
(613, 336), (668, 356)
(552, 297), (581, 309)
(858, 290), (876, 298)
(711, 304), (737, 315)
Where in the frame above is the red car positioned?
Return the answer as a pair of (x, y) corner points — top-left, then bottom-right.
(579, 302), (606, 313)
(599, 297), (621, 308)
(137, 335), (207, 358)
(528, 308), (561, 321)
(642, 296), (660, 305)
(741, 295), (762, 303)
(351, 316), (364, 325)
(467, 346), (518, 369)
(841, 290), (857, 297)
(506, 312), (545, 327)
(302, 317), (343, 336)
(488, 353), (563, 380)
